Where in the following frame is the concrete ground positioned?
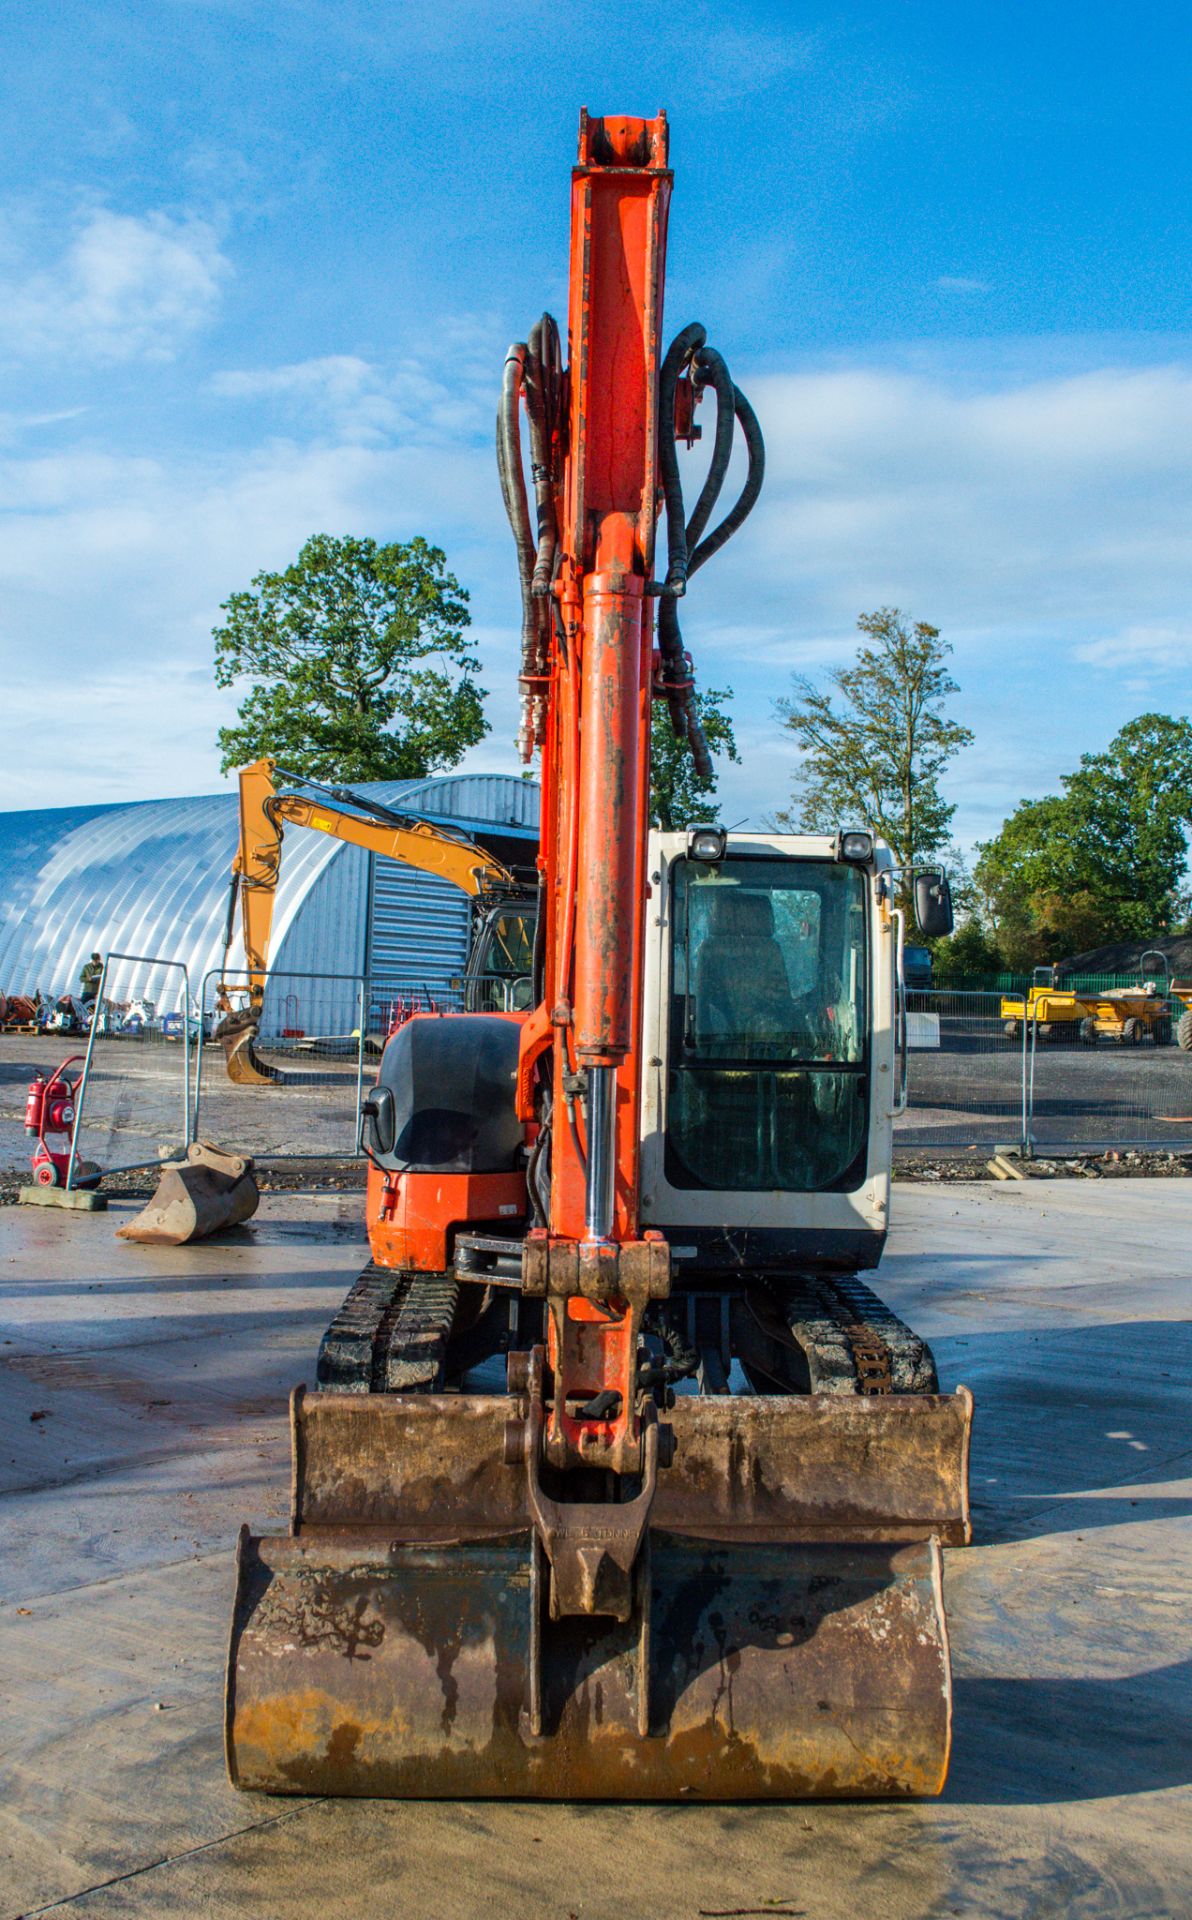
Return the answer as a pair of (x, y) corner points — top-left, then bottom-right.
(1, 1182), (1189, 1920)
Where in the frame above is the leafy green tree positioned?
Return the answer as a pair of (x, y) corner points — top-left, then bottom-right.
(214, 533), (487, 781)
(774, 609), (973, 897)
(650, 686), (740, 831)
(928, 918), (1005, 979)
(976, 714), (1192, 962)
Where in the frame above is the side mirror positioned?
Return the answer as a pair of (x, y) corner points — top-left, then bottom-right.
(914, 870), (954, 939)
(360, 1084), (396, 1158)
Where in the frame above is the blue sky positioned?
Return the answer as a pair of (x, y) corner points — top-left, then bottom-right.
(2, 0), (1190, 854)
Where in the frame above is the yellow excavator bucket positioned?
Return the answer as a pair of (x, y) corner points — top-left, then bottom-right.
(226, 1383), (971, 1799)
(215, 1011), (282, 1086)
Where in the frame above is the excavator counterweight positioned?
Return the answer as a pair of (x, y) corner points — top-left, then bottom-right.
(224, 109), (972, 1802)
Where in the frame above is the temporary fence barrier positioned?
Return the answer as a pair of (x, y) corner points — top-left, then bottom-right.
(895, 988), (1192, 1156)
(895, 990), (1028, 1153)
(193, 968), (482, 1164)
(1020, 991), (1192, 1154)
(193, 968), (369, 1163)
(67, 952), (192, 1187)
(70, 964), (1190, 1177)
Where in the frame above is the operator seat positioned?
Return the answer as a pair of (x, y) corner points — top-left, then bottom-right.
(694, 890), (794, 1052)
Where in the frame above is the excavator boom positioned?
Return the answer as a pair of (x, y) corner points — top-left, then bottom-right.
(216, 758), (517, 1082)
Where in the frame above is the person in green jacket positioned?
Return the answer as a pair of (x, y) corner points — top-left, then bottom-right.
(80, 953), (103, 1003)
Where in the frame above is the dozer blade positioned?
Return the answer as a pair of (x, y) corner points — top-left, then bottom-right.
(225, 1385), (971, 1800)
(118, 1142), (259, 1245)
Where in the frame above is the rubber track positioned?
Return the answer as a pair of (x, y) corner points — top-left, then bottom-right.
(378, 1272), (459, 1391)
(315, 1261), (409, 1393)
(315, 1261), (459, 1394)
(772, 1272), (938, 1395)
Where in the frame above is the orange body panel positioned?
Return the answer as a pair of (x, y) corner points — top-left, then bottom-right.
(366, 1163), (527, 1273)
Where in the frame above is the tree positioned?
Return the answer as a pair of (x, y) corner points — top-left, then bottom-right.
(928, 919), (1005, 979)
(774, 609), (973, 895)
(214, 533), (487, 782)
(976, 713), (1192, 963)
(650, 686), (741, 831)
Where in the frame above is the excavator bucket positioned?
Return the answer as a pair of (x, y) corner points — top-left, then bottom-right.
(216, 1010), (351, 1089)
(216, 1011), (280, 1086)
(118, 1141), (259, 1246)
(226, 1384), (971, 1799)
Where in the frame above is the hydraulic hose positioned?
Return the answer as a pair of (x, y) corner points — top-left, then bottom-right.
(498, 319), (563, 761)
(653, 323), (766, 781)
(525, 314), (562, 598)
(657, 322), (706, 595)
(684, 346), (737, 552)
(497, 344), (544, 760)
(688, 382), (765, 576)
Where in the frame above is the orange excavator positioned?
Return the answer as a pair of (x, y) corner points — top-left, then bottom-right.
(225, 110), (971, 1799)
(214, 757), (534, 1082)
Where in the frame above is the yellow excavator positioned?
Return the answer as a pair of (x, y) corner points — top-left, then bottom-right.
(214, 758), (535, 1083)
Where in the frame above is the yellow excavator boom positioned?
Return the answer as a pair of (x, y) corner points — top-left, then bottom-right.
(216, 759), (518, 1083)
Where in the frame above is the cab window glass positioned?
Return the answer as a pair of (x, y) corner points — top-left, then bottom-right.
(666, 857), (868, 1192)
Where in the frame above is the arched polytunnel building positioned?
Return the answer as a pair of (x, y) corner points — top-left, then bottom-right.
(0, 774), (539, 1036)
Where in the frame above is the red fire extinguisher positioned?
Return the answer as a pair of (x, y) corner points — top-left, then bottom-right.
(25, 1056), (84, 1188)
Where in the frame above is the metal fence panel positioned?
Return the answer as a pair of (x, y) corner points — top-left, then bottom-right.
(194, 968), (367, 1162)
(1024, 1005), (1192, 1153)
(68, 952), (192, 1185)
(894, 986), (1192, 1155)
(895, 990), (1027, 1152)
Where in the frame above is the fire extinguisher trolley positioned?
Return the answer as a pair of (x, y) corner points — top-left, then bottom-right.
(19, 1055), (106, 1211)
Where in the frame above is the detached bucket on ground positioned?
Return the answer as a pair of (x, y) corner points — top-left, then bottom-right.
(118, 1141), (259, 1245)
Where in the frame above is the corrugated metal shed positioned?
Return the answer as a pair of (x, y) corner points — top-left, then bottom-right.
(0, 775), (539, 1017)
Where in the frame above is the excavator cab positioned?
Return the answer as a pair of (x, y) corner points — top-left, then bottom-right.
(662, 846), (870, 1196)
(462, 897), (537, 1012)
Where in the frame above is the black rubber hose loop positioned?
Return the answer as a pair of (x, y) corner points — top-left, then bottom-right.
(525, 314), (561, 599)
(657, 321), (707, 596)
(685, 346), (736, 552)
(496, 343), (538, 677)
(688, 383), (765, 577)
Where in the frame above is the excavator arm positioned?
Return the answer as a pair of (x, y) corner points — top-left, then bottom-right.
(216, 758), (516, 1082)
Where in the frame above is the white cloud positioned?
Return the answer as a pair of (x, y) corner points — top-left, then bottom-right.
(0, 207), (230, 363)
(209, 347), (492, 444)
(740, 361), (1192, 637)
(936, 275), (989, 294)
(1072, 624), (1192, 677)
(210, 356), (374, 404)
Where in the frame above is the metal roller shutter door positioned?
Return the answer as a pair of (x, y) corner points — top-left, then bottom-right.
(367, 857), (471, 999)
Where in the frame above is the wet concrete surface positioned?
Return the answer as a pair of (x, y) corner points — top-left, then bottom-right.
(1, 1183), (1189, 1918)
